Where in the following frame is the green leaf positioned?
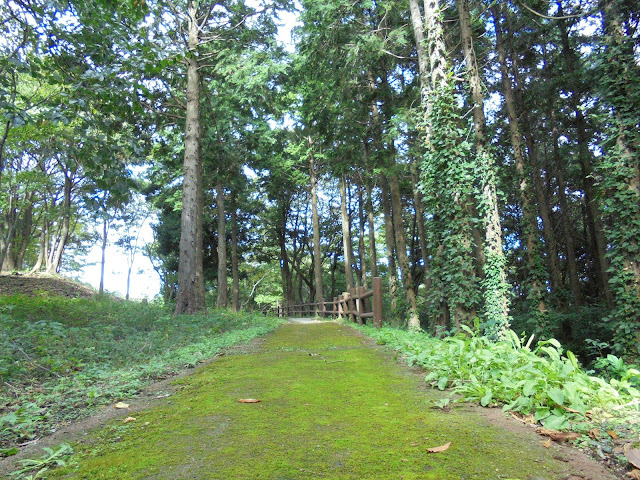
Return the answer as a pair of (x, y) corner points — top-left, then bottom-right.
(547, 388), (565, 406)
(480, 389), (492, 407)
(534, 408), (550, 422)
(522, 380), (537, 397)
(0, 447), (19, 457)
(542, 414), (568, 430)
(437, 376), (449, 391)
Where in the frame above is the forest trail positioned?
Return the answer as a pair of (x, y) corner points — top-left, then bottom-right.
(48, 323), (615, 480)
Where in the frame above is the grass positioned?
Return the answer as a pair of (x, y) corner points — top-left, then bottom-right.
(355, 322), (640, 470)
(0, 294), (283, 450)
(45, 323), (591, 479)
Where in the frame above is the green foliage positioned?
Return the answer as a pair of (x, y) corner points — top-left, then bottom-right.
(360, 324), (640, 431)
(9, 444), (73, 479)
(0, 295), (283, 448)
(419, 80), (481, 325)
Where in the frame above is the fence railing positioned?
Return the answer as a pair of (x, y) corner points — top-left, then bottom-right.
(267, 276), (383, 328)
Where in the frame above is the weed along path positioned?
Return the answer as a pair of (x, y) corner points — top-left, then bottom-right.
(48, 322), (614, 480)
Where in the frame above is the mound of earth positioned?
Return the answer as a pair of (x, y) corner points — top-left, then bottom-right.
(0, 273), (96, 298)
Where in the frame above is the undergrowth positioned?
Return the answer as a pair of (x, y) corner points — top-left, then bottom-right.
(0, 294), (283, 450)
(357, 322), (640, 434)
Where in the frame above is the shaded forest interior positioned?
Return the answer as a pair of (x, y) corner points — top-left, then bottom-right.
(1, 0), (639, 362)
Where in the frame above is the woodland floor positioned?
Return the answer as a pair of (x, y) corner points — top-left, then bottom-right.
(3, 321), (619, 480)
(0, 273), (95, 298)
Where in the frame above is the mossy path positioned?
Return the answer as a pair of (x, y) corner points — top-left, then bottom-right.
(50, 323), (610, 479)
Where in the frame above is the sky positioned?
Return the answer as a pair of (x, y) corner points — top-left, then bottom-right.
(75, 220), (159, 299)
(74, 6), (300, 300)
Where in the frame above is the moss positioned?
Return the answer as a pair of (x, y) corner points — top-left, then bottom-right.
(51, 323), (578, 479)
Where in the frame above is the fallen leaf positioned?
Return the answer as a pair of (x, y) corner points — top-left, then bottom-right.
(401, 458), (409, 462)
(237, 398), (261, 403)
(541, 438), (553, 449)
(608, 430), (618, 440)
(410, 442), (419, 447)
(123, 417), (136, 424)
(114, 402), (129, 409)
(625, 449), (640, 470)
(626, 469), (640, 480)
(536, 428), (580, 442)
(588, 429), (600, 439)
(427, 442), (451, 453)
(511, 413), (535, 424)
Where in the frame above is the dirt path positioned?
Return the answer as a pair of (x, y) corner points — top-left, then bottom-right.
(16, 323), (617, 479)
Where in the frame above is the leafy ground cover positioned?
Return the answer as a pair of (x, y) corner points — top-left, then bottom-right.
(0, 293), (283, 452)
(357, 323), (640, 473)
(28, 323), (613, 479)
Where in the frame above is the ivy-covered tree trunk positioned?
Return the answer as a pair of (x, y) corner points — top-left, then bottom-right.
(458, 0), (509, 336)
(174, 1), (205, 314)
(597, 0), (640, 355)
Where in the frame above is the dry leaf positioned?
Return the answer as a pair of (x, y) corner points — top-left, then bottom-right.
(123, 417), (136, 424)
(237, 398), (261, 403)
(625, 449), (640, 470)
(541, 438), (553, 449)
(626, 469), (640, 480)
(608, 430), (618, 440)
(410, 442), (419, 447)
(536, 428), (580, 442)
(588, 429), (600, 439)
(427, 442), (451, 453)
(114, 402), (129, 409)
(511, 413), (535, 424)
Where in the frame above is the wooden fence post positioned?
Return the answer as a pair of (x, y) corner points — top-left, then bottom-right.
(357, 286), (365, 325)
(372, 276), (382, 328)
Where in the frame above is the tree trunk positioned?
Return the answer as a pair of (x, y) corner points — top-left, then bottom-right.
(47, 173), (71, 274)
(231, 195), (240, 312)
(216, 180), (228, 308)
(339, 174), (355, 292)
(174, 1), (205, 314)
(458, 0), (509, 334)
(365, 182), (378, 279)
(410, 161), (430, 289)
(557, 5), (612, 307)
(30, 224), (46, 273)
(99, 217), (108, 295)
(388, 172), (420, 329)
(380, 176), (398, 314)
(598, 0), (640, 317)
(408, 0), (429, 104)
(309, 149), (324, 314)
(357, 184), (368, 289)
(551, 109), (582, 310)
(492, 5), (546, 313)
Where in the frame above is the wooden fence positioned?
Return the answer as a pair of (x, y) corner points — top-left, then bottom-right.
(268, 276), (383, 328)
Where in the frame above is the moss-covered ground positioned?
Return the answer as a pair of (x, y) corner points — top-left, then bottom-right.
(50, 323), (585, 479)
